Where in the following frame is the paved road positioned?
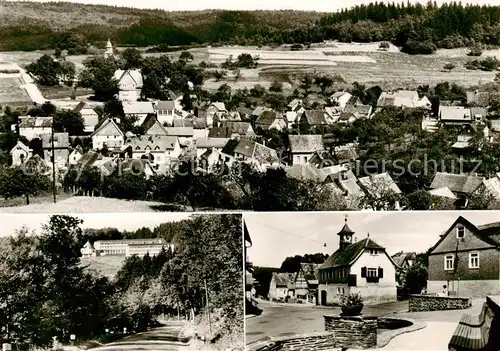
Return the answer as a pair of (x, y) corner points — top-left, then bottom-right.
(246, 299), (409, 344)
(90, 321), (191, 351)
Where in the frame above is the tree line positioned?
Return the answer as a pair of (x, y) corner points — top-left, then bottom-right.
(5, 3), (500, 53)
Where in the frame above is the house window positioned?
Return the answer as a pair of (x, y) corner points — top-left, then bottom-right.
(469, 253), (479, 269)
(456, 226), (465, 238)
(370, 249), (378, 255)
(367, 268), (377, 278)
(445, 255), (454, 271)
(337, 287), (345, 295)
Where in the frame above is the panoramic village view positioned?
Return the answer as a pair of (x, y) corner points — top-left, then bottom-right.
(0, 213), (244, 350)
(244, 212), (500, 351)
(1, 1), (500, 211)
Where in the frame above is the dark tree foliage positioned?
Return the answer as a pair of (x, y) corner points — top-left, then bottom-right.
(279, 253), (329, 273)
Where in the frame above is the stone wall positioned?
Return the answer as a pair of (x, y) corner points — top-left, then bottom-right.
(246, 332), (336, 351)
(324, 315), (378, 349)
(409, 294), (471, 312)
(427, 279), (500, 298)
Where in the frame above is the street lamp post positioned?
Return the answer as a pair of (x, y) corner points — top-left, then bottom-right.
(51, 122), (56, 204)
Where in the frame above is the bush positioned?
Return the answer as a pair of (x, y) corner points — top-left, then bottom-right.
(339, 292), (363, 308)
(401, 40), (437, 55)
(467, 42), (483, 56)
(465, 57), (499, 71)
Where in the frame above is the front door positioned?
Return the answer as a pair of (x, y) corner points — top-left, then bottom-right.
(321, 290), (327, 306)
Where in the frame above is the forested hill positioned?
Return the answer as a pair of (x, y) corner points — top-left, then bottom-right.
(3, 1), (500, 52)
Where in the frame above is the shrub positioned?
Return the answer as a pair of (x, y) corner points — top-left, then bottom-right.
(339, 292), (363, 308)
(468, 42), (483, 56)
(401, 40), (437, 55)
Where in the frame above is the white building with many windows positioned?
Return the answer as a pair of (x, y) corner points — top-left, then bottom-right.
(87, 238), (171, 257)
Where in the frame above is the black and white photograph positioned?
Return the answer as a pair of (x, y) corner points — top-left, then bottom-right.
(1, 0), (500, 212)
(245, 211), (500, 351)
(0, 212), (244, 350)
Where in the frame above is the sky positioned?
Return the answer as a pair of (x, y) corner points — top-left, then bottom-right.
(245, 211), (500, 268)
(18, 0), (500, 12)
(0, 213), (193, 237)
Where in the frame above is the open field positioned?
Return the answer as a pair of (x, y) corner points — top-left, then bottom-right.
(80, 255), (126, 280)
(0, 196), (169, 213)
(2, 41), (499, 96)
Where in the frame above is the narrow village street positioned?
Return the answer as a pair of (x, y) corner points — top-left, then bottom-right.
(246, 298), (488, 350)
(88, 321), (191, 351)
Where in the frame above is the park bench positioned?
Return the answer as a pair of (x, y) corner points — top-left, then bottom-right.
(448, 296), (500, 351)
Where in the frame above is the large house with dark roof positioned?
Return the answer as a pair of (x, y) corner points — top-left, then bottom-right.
(318, 218), (397, 305)
(427, 216), (500, 297)
(288, 134), (324, 165)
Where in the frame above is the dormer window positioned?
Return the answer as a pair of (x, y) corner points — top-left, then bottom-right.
(456, 226), (465, 239)
(369, 249), (378, 255)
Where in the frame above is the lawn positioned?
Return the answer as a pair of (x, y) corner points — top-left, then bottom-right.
(80, 255), (127, 280)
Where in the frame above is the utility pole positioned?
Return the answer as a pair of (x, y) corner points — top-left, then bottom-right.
(51, 121), (56, 203)
(204, 279), (212, 338)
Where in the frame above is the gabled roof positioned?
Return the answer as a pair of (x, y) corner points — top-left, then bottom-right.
(208, 127), (231, 138)
(172, 118), (193, 127)
(221, 139), (240, 155)
(319, 237), (385, 269)
(234, 139), (279, 164)
(123, 102), (154, 115)
(113, 69), (143, 88)
(196, 137), (229, 149)
(438, 105), (472, 121)
(391, 252), (417, 267)
(124, 135), (179, 151)
(141, 115), (168, 136)
(19, 116), (53, 128)
(429, 216), (500, 254)
(302, 110), (328, 125)
(10, 140), (30, 154)
(256, 110), (279, 125)
(428, 186), (458, 199)
(466, 91), (489, 107)
(429, 172), (484, 195)
(90, 118), (124, 138)
(41, 132), (69, 149)
(288, 134), (324, 153)
(358, 173), (401, 196)
(210, 102), (227, 112)
(219, 121), (255, 135)
(272, 272), (296, 288)
(157, 100), (175, 110)
(164, 127), (194, 137)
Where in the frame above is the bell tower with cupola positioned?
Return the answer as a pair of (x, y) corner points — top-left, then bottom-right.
(338, 214), (354, 250)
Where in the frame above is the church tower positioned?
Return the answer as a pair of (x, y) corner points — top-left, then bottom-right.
(104, 39), (114, 59)
(337, 215), (354, 251)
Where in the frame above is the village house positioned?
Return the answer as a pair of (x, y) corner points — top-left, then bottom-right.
(73, 101), (99, 133)
(244, 221), (255, 302)
(123, 101), (155, 126)
(220, 138), (280, 170)
(391, 252), (417, 269)
(284, 111), (299, 129)
(482, 173), (500, 201)
(296, 263), (320, 304)
(255, 110), (286, 131)
(164, 126), (194, 146)
(429, 172), (484, 206)
(219, 121), (255, 137)
(205, 102), (227, 127)
(288, 98), (305, 113)
(90, 118), (125, 151)
(318, 217), (398, 305)
(113, 69), (143, 103)
(195, 137), (230, 158)
(268, 273), (297, 302)
(41, 132), (70, 168)
(377, 90), (428, 109)
(427, 216), (500, 297)
(156, 100), (178, 126)
(10, 140), (31, 166)
(288, 135), (324, 165)
(438, 105), (473, 126)
(122, 135), (181, 169)
(17, 116), (53, 141)
(68, 146), (84, 165)
(451, 125), (477, 151)
(252, 106), (271, 120)
(330, 91), (353, 109)
(358, 173), (402, 209)
(141, 115), (168, 136)
(298, 110), (329, 129)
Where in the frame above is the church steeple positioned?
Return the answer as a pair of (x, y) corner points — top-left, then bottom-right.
(104, 39), (114, 59)
(338, 214), (354, 251)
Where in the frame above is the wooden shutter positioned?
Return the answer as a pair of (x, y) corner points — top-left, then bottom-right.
(361, 266), (367, 278)
(378, 267), (384, 278)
